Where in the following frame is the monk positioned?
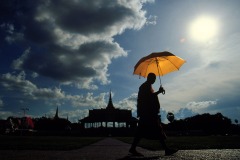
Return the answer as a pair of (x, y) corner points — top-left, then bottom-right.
(129, 73), (178, 156)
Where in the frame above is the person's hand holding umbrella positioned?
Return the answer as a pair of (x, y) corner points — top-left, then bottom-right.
(159, 85), (165, 95)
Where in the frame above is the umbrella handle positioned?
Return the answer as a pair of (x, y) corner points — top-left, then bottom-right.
(162, 89), (165, 95)
(159, 85), (165, 95)
(156, 58), (165, 95)
(158, 75), (162, 86)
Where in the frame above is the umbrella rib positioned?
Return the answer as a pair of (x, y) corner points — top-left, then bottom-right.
(155, 58), (163, 76)
(150, 59), (163, 76)
(161, 56), (180, 70)
(146, 60), (153, 77)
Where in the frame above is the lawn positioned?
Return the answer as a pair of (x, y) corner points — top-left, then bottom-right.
(0, 135), (103, 150)
(1, 135), (240, 150)
(117, 135), (240, 150)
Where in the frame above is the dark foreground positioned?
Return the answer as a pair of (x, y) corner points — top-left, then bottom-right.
(0, 138), (240, 160)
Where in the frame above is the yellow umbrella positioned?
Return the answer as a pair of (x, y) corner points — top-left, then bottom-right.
(133, 51), (186, 85)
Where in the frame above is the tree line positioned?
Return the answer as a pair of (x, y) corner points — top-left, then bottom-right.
(0, 112), (239, 136)
(165, 112), (240, 135)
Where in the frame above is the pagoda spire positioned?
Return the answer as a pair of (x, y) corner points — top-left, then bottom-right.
(106, 89), (115, 109)
(54, 106), (59, 119)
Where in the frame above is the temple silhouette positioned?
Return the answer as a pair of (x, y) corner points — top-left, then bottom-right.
(79, 91), (138, 133)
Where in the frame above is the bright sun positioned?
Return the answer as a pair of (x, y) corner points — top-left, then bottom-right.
(189, 16), (219, 42)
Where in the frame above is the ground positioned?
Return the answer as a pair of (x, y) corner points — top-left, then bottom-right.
(0, 138), (240, 160)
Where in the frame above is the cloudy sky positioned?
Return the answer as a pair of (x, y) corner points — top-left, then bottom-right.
(0, 0), (240, 123)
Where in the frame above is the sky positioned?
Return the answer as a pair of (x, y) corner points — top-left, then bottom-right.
(0, 0), (240, 123)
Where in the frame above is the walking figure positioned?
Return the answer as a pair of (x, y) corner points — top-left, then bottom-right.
(129, 73), (178, 156)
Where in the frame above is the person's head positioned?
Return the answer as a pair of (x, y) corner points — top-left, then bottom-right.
(147, 73), (156, 84)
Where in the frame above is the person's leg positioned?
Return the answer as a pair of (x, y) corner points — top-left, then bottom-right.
(159, 138), (167, 150)
(129, 131), (143, 156)
(159, 138), (178, 156)
(129, 136), (141, 152)
(158, 131), (178, 156)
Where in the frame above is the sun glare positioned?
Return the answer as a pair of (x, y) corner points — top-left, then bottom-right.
(189, 16), (219, 42)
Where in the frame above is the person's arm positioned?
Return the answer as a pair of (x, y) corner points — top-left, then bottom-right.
(154, 86), (165, 95)
(154, 90), (161, 95)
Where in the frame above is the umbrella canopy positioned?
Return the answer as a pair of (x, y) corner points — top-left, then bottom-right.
(133, 51), (186, 83)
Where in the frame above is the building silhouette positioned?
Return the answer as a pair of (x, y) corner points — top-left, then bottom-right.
(79, 91), (138, 129)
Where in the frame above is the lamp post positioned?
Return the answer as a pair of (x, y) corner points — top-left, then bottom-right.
(167, 112), (175, 123)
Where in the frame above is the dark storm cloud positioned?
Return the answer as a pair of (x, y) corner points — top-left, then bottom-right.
(12, 40), (125, 86)
(1, 0), (148, 89)
(24, 20), (56, 45)
(48, 0), (136, 35)
(13, 45), (97, 82)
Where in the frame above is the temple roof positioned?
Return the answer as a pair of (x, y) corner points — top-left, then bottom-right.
(79, 90), (138, 123)
(106, 90), (115, 110)
(54, 106), (59, 119)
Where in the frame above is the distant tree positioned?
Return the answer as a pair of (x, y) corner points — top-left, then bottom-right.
(183, 113), (232, 135)
(34, 117), (71, 131)
(235, 119), (238, 124)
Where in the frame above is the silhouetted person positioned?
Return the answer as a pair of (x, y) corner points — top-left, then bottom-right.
(129, 73), (178, 156)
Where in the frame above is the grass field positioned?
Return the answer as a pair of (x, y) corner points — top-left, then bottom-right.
(0, 135), (103, 150)
(117, 135), (240, 150)
(0, 135), (240, 150)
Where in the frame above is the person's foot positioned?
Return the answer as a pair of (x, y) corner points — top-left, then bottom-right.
(165, 148), (178, 156)
(129, 148), (144, 156)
